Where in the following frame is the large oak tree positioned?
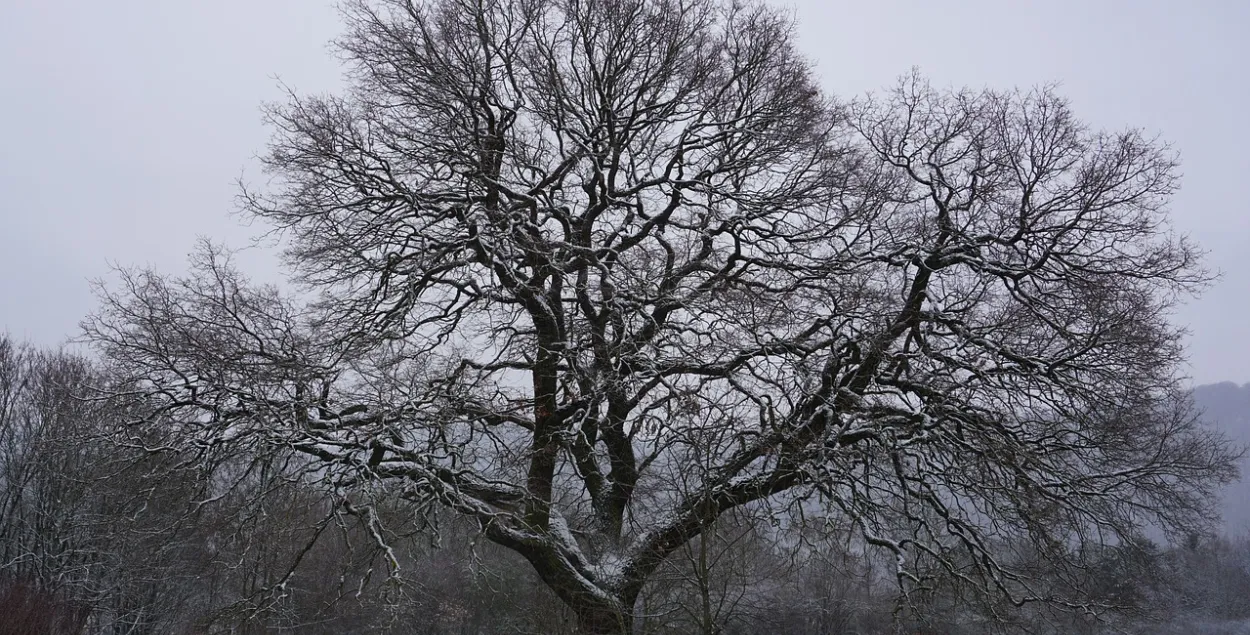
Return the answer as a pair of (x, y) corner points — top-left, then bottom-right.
(85, 0), (1238, 632)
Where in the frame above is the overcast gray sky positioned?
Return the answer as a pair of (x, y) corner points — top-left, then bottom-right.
(1, 1), (1247, 385)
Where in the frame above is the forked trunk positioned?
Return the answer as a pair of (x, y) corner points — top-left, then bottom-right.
(575, 603), (632, 635)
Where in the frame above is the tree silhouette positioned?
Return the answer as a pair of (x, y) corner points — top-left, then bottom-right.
(85, 0), (1239, 631)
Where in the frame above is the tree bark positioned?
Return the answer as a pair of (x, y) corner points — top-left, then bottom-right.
(574, 603), (632, 635)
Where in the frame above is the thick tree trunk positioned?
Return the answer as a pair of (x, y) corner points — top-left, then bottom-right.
(507, 540), (635, 635)
(574, 603), (632, 635)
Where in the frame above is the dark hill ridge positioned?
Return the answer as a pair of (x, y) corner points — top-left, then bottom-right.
(1193, 382), (1250, 536)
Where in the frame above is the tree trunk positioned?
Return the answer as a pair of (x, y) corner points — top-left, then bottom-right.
(575, 603), (632, 635)
(514, 545), (635, 635)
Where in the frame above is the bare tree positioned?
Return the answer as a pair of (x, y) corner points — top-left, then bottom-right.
(0, 337), (213, 634)
(84, 0), (1239, 632)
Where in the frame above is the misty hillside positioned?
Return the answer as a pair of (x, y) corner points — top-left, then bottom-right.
(1194, 382), (1250, 535)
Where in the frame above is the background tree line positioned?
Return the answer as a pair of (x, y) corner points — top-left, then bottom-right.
(1, 335), (1247, 634)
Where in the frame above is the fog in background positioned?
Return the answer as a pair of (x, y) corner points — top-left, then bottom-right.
(2, 0), (1247, 385)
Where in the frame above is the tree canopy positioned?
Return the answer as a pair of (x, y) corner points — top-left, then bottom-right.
(84, 0), (1238, 632)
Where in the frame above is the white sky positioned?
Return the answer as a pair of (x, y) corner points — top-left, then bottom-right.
(1, 0), (1247, 384)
